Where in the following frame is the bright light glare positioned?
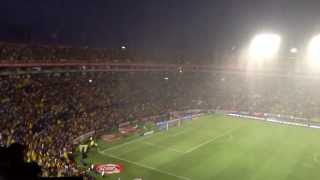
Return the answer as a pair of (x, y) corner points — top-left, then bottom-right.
(308, 35), (320, 66)
(249, 33), (281, 60)
(290, 48), (298, 53)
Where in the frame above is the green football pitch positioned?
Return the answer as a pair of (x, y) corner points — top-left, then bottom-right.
(80, 114), (320, 180)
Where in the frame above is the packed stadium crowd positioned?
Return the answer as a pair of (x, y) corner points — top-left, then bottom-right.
(207, 73), (320, 118)
(0, 42), (132, 63)
(0, 71), (206, 177)
(1, 42), (320, 178)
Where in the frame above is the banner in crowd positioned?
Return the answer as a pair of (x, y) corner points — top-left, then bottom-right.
(228, 112), (320, 129)
(143, 130), (154, 136)
(94, 164), (124, 174)
(74, 109), (208, 144)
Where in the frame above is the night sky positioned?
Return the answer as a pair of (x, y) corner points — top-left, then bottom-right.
(1, 0), (320, 62)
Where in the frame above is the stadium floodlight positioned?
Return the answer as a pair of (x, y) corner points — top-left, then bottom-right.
(307, 35), (320, 66)
(248, 33), (281, 61)
(290, 48), (298, 53)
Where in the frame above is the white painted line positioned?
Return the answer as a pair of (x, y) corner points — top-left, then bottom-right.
(313, 153), (319, 163)
(170, 129), (189, 137)
(116, 143), (144, 157)
(102, 152), (191, 180)
(185, 126), (243, 153)
(101, 137), (146, 153)
(143, 141), (185, 154)
(101, 132), (161, 153)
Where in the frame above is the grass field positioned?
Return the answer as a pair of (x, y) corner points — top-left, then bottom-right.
(81, 114), (320, 180)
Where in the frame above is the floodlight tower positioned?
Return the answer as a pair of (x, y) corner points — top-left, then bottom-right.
(290, 48), (298, 54)
(307, 35), (320, 68)
(248, 33), (282, 63)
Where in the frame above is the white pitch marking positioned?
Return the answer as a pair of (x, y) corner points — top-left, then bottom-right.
(313, 153), (319, 163)
(170, 129), (190, 137)
(185, 126), (243, 153)
(143, 141), (185, 153)
(102, 152), (191, 180)
(101, 132), (162, 153)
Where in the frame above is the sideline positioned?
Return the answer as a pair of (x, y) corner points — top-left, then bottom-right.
(99, 150), (191, 180)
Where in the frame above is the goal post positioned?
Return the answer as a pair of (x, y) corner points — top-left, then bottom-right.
(156, 119), (182, 131)
(166, 119), (182, 131)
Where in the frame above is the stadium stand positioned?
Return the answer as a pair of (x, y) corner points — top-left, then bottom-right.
(2, 42), (320, 178)
(0, 42), (132, 63)
(0, 71), (207, 178)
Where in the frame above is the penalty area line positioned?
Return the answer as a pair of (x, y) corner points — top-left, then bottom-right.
(100, 151), (191, 180)
(185, 126), (243, 153)
(170, 129), (190, 137)
(143, 141), (185, 154)
(100, 132), (162, 153)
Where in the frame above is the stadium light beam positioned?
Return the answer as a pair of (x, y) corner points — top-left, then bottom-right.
(121, 45), (127, 50)
(248, 33), (281, 61)
(290, 48), (298, 53)
(308, 35), (320, 67)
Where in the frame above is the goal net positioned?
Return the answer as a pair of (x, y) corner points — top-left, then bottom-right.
(156, 119), (182, 131)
